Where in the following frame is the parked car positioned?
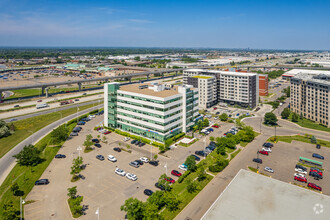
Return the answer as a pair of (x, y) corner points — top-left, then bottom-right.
(115, 168), (126, 176)
(191, 154), (200, 161)
(309, 171), (323, 179)
(70, 132), (78, 136)
(104, 131), (111, 135)
(144, 189), (153, 196)
(55, 154), (66, 159)
(77, 121), (86, 125)
(149, 161), (159, 166)
(92, 139), (99, 143)
(124, 137), (131, 142)
(316, 144), (321, 149)
(164, 177), (175, 183)
(135, 141), (141, 146)
(178, 164), (188, 171)
(126, 173), (138, 181)
(135, 160), (143, 165)
(131, 140), (137, 144)
(295, 168), (307, 175)
(312, 153), (324, 160)
(209, 141), (216, 147)
(258, 150), (269, 156)
(171, 170), (182, 177)
(140, 157), (149, 163)
(107, 155), (117, 162)
(295, 164), (307, 171)
(310, 167), (323, 173)
(263, 142), (274, 148)
(195, 150), (207, 157)
(212, 125), (219, 128)
(35, 179), (49, 185)
(94, 143), (102, 148)
(253, 158), (262, 164)
(96, 155), (104, 161)
(294, 176), (307, 183)
(14, 105), (20, 108)
(294, 173), (305, 178)
(264, 167), (274, 173)
(78, 174), (85, 180)
(113, 147), (121, 152)
(155, 182), (166, 191)
(307, 183), (322, 191)
(129, 161), (140, 168)
(262, 147), (272, 153)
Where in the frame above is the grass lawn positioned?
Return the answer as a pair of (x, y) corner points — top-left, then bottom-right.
(230, 149), (241, 160)
(267, 135), (330, 148)
(248, 166), (258, 173)
(0, 123), (75, 219)
(160, 172), (213, 219)
(287, 116), (330, 133)
(0, 102), (96, 158)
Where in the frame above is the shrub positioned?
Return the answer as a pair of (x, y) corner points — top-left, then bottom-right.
(178, 170), (191, 183)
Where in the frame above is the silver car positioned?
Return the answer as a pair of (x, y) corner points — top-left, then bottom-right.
(264, 167), (274, 173)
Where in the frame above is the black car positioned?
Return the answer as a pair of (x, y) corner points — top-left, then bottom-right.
(215, 112), (220, 115)
(73, 127), (82, 132)
(253, 158), (262, 164)
(78, 174), (85, 180)
(14, 105), (20, 108)
(144, 189), (153, 196)
(155, 182), (171, 191)
(209, 141), (216, 147)
(96, 155), (105, 161)
(195, 150), (207, 157)
(135, 160), (143, 165)
(92, 139), (99, 143)
(81, 118), (90, 122)
(316, 144), (321, 149)
(135, 141), (141, 145)
(77, 121), (85, 125)
(35, 179), (49, 185)
(138, 142), (144, 147)
(131, 140), (137, 144)
(94, 143), (102, 148)
(55, 154), (66, 158)
(295, 164), (307, 171)
(191, 154), (200, 161)
(313, 153), (324, 160)
(263, 142), (274, 148)
(113, 147), (121, 152)
(207, 145), (216, 151)
(149, 161), (159, 166)
(70, 132), (78, 136)
(309, 171), (323, 179)
(141, 142), (145, 146)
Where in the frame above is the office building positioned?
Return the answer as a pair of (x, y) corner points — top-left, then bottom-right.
(183, 69), (259, 108)
(104, 82), (199, 142)
(290, 73), (330, 127)
(186, 75), (217, 108)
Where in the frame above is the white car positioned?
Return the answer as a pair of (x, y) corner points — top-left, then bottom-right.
(295, 168), (307, 175)
(178, 165), (187, 171)
(89, 115), (95, 118)
(124, 137), (131, 142)
(264, 167), (274, 173)
(98, 128), (104, 133)
(294, 173), (305, 178)
(262, 147), (272, 153)
(108, 155), (117, 162)
(126, 173), (137, 181)
(140, 157), (149, 163)
(115, 168), (126, 176)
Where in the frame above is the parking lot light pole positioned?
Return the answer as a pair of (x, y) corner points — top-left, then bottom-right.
(20, 197), (25, 220)
(95, 208), (99, 220)
(260, 118), (262, 133)
(77, 146), (82, 157)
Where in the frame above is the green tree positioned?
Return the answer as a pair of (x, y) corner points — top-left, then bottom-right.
(186, 179), (198, 193)
(134, 56), (141, 61)
(147, 191), (166, 209)
(10, 182), (22, 196)
(86, 134), (92, 141)
(185, 155), (197, 171)
(241, 126), (255, 142)
(67, 186), (77, 199)
(197, 120), (203, 131)
(0, 120), (11, 138)
(264, 112), (278, 125)
(209, 136), (215, 142)
(71, 196), (83, 216)
(310, 136), (317, 144)
(121, 198), (145, 220)
(51, 125), (69, 144)
(3, 201), (19, 220)
(164, 192), (181, 211)
(203, 118), (209, 127)
(292, 112), (299, 122)
(144, 203), (163, 220)
(13, 144), (41, 166)
(197, 167), (207, 181)
(220, 113), (228, 121)
(157, 174), (171, 191)
(281, 108), (291, 119)
(70, 156), (83, 176)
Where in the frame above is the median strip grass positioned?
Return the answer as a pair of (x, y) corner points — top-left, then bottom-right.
(0, 102), (98, 158)
(267, 135), (330, 148)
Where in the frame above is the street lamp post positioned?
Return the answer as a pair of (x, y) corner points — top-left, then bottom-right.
(260, 118), (262, 133)
(20, 197), (25, 220)
(95, 208), (99, 220)
(77, 146), (82, 157)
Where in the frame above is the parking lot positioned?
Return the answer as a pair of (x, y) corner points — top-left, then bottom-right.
(247, 140), (330, 195)
(24, 113), (234, 219)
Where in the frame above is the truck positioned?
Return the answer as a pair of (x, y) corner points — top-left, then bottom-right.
(36, 103), (49, 109)
(60, 100), (74, 106)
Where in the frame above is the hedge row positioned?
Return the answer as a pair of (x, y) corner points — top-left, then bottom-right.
(114, 129), (165, 148)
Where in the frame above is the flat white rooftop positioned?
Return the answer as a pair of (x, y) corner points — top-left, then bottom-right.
(202, 169), (330, 220)
(283, 69), (330, 77)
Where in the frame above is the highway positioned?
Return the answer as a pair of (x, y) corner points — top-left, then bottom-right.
(0, 104), (102, 186)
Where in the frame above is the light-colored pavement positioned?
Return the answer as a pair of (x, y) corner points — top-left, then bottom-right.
(0, 105), (102, 187)
(24, 119), (233, 219)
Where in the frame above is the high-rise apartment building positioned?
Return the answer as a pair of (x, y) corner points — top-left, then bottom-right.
(183, 69), (259, 108)
(290, 73), (330, 127)
(104, 82), (199, 142)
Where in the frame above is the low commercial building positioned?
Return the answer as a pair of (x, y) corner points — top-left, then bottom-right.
(290, 73), (330, 127)
(183, 69), (259, 108)
(186, 75), (217, 108)
(104, 82), (199, 142)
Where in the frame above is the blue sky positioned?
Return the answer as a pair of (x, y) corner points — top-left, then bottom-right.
(0, 0), (329, 50)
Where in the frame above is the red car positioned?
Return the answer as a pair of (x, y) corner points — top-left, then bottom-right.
(212, 125), (219, 128)
(104, 131), (111, 135)
(37, 100), (42, 102)
(259, 150), (269, 156)
(164, 177), (175, 184)
(213, 107), (217, 110)
(294, 176), (307, 183)
(96, 127), (103, 131)
(171, 170), (182, 177)
(308, 183), (322, 191)
(310, 168), (323, 176)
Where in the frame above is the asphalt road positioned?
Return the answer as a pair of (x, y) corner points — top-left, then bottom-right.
(3, 100), (104, 122)
(0, 104), (103, 186)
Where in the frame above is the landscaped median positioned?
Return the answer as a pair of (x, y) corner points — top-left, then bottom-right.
(0, 102), (99, 158)
(267, 134), (330, 148)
